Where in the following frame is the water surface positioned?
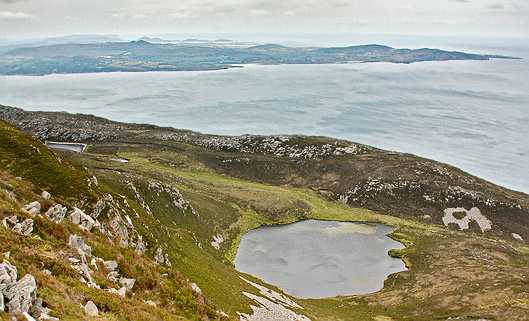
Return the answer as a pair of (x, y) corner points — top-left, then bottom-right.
(234, 220), (406, 298)
(1, 58), (528, 193)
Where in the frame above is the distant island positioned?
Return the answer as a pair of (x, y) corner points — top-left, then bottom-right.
(0, 40), (519, 76)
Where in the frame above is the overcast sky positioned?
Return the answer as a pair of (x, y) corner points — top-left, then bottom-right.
(1, 0), (528, 40)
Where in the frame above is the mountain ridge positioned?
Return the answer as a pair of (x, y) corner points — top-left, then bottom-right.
(0, 41), (519, 75)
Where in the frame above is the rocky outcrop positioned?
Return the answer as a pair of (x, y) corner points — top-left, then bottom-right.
(0, 261), (57, 320)
(154, 247), (171, 267)
(22, 201), (41, 216)
(69, 207), (97, 231)
(238, 277), (309, 321)
(44, 204), (67, 223)
(2, 215), (34, 236)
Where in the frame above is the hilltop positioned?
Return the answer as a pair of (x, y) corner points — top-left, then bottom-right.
(1, 104), (529, 321)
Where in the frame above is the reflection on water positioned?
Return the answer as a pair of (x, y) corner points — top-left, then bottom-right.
(234, 220), (406, 299)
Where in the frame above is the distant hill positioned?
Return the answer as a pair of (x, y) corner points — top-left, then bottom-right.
(0, 40), (519, 75)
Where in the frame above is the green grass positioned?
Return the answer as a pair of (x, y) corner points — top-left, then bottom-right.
(0, 121), (95, 202)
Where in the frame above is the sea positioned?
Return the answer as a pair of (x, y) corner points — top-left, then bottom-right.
(1, 34), (528, 193)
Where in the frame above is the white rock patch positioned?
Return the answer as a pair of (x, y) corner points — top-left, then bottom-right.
(512, 233), (523, 241)
(211, 234), (224, 250)
(238, 277), (310, 321)
(442, 207), (492, 232)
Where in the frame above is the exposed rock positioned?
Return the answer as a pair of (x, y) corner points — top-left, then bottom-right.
(211, 234), (224, 250)
(22, 201), (41, 216)
(22, 312), (37, 321)
(84, 300), (98, 316)
(135, 235), (146, 255)
(512, 233), (524, 241)
(68, 235), (92, 257)
(40, 191), (51, 200)
(12, 219), (34, 236)
(0, 292), (4, 312)
(109, 214), (130, 248)
(69, 257), (96, 288)
(1, 215), (17, 229)
(0, 261), (17, 289)
(144, 300), (157, 306)
(38, 313), (59, 321)
(108, 287), (127, 297)
(238, 277), (309, 321)
(2, 216), (33, 236)
(107, 271), (120, 282)
(91, 198), (106, 219)
(119, 278), (135, 291)
(103, 260), (118, 272)
(30, 297), (57, 321)
(154, 247), (166, 265)
(44, 204), (67, 223)
(442, 207), (492, 232)
(4, 274), (37, 313)
(190, 283), (202, 294)
(69, 207), (96, 231)
(148, 180), (197, 215)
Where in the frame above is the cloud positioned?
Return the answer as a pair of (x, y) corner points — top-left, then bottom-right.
(449, 0), (470, 3)
(488, 3), (505, 9)
(0, 0), (28, 3)
(0, 11), (34, 19)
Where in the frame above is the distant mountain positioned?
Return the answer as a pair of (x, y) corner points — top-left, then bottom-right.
(0, 40), (519, 75)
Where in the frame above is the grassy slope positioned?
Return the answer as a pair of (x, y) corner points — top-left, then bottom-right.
(0, 122), (230, 321)
(68, 143), (529, 321)
(2, 120), (529, 320)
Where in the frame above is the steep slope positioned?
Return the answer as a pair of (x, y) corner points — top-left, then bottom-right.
(1, 105), (529, 321)
(0, 120), (230, 321)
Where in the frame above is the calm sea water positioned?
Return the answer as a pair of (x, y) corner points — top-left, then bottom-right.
(0, 37), (528, 193)
(234, 220), (406, 298)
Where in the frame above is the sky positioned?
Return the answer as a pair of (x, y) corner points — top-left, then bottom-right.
(0, 0), (528, 40)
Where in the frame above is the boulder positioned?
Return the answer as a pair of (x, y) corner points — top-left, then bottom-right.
(91, 199), (106, 219)
(84, 300), (98, 316)
(38, 314), (59, 321)
(108, 287), (127, 297)
(103, 260), (118, 272)
(107, 271), (120, 282)
(68, 235), (92, 257)
(119, 277), (135, 291)
(190, 283), (202, 294)
(0, 292), (4, 312)
(30, 297), (52, 319)
(12, 219), (34, 236)
(154, 247), (165, 265)
(22, 312), (37, 321)
(41, 191), (51, 200)
(4, 274), (37, 313)
(22, 201), (41, 216)
(134, 236), (146, 255)
(2, 215), (18, 229)
(69, 208), (95, 231)
(0, 260), (18, 289)
(44, 205), (67, 224)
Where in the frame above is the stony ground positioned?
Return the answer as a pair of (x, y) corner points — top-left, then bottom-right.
(1, 105), (529, 321)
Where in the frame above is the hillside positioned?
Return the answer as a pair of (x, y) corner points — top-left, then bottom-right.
(0, 41), (518, 75)
(1, 105), (529, 321)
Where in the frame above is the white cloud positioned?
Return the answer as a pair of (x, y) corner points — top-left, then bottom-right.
(0, 11), (34, 20)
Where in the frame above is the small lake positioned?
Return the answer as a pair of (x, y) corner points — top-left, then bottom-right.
(234, 220), (406, 299)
